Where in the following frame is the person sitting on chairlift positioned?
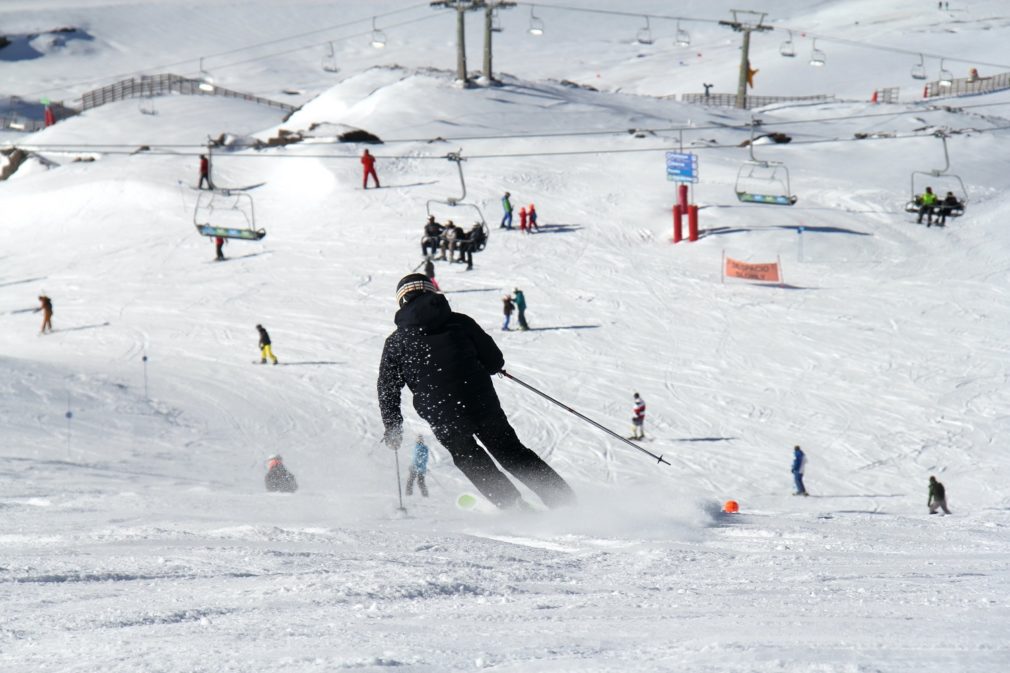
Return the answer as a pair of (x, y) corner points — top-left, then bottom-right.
(936, 191), (962, 227)
(916, 186), (938, 226)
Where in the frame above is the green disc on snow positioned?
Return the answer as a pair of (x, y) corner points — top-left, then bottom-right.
(456, 493), (478, 510)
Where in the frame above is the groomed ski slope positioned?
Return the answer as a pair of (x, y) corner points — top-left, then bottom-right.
(2, 1), (1010, 671)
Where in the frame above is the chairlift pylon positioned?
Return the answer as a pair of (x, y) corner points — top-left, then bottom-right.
(193, 189), (265, 240)
(734, 120), (797, 206)
(903, 132), (967, 218)
(425, 150), (489, 252)
(910, 53), (927, 80)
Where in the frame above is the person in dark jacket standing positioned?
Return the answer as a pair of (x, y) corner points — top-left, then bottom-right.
(265, 454), (298, 493)
(502, 295), (515, 331)
(513, 288), (529, 331)
(256, 324), (278, 365)
(361, 149), (380, 189)
(377, 274), (574, 509)
(928, 476), (951, 514)
(791, 445), (808, 496)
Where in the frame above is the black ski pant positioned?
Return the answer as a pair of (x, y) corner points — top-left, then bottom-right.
(430, 408), (574, 509)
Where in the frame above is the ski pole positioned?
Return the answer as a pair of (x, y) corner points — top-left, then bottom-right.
(499, 370), (670, 466)
(392, 445), (408, 514)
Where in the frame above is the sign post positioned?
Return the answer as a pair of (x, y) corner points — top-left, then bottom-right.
(666, 152), (699, 243)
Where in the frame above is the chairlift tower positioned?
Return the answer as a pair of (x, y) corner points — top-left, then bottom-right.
(431, 2), (515, 86)
(718, 10), (772, 110)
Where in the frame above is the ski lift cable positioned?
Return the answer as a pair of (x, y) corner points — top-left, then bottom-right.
(14, 3), (434, 100)
(18, 102), (1010, 156)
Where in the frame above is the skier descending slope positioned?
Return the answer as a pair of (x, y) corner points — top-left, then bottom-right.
(377, 274), (575, 509)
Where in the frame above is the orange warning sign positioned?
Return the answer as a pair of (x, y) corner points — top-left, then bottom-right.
(724, 256), (780, 283)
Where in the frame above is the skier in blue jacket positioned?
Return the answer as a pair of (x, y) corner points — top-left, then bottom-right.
(406, 435), (429, 497)
(791, 445), (808, 496)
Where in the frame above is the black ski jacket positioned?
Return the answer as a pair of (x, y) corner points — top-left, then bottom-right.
(378, 292), (504, 431)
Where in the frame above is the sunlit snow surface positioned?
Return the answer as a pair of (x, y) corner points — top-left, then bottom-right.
(2, 1), (1010, 671)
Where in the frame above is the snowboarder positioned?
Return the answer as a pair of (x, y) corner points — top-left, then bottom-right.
(214, 236), (226, 261)
(502, 295), (515, 331)
(928, 475), (951, 514)
(513, 288), (529, 330)
(527, 203), (539, 232)
(630, 392), (646, 440)
(518, 206), (528, 233)
(421, 215), (443, 258)
(361, 149), (380, 189)
(791, 445), (809, 496)
(265, 454), (298, 493)
(405, 435), (430, 497)
(916, 186), (937, 225)
(500, 191), (513, 229)
(198, 154), (213, 190)
(377, 274), (575, 509)
(36, 294), (53, 334)
(256, 324), (279, 365)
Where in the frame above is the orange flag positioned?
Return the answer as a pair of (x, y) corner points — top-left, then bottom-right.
(724, 256), (780, 283)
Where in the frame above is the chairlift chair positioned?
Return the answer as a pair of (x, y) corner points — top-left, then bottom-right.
(675, 21), (691, 47)
(370, 17), (387, 48)
(491, 7), (503, 33)
(138, 95), (157, 116)
(321, 42), (339, 73)
(938, 58), (953, 87)
(779, 30), (796, 58)
(902, 133), (967, 218)
(809, 39), (826, 67)
(911, 53), (927, 80)
(528, 5), (545, 36)
(734, 122), (798, 206)
(193, 190), (266, 240)
(636, 17), (653, 45)
(425, 151), (489, 252)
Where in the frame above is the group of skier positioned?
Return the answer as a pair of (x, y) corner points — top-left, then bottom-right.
(500, 192), (539, 233)
(500, 288), (529, 331)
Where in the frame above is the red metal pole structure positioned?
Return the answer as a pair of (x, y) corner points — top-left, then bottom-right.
(672, 205), (683, 243)
(678, 183), (689, 211)
(688, 204), (699, 241)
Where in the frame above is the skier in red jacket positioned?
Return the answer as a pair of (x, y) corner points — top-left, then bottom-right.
(361, 149), (380, 189)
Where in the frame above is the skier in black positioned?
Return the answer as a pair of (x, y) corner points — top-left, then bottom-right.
(928, 475), (951, 515)
(377, 274), (575, 509)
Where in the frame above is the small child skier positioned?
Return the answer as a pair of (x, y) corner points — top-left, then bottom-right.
(502, 295), (515, 331)
(256, 324), (279, 365)
(406, 435), (429, 497)
(631, 392), (646, 440)
(265, 454), (298, 493)
(214, 236), (226, 261)
(518, 206), (528, 233)
(527, 203), (539, 232)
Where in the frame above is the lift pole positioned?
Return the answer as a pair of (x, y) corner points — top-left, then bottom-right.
(718, 10), (772, 110)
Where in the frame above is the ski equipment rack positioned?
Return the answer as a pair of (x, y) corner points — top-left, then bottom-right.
(903, 132), (967, 218)
(425, 150), (489, 251)
(735, 119), (797, 206)
(193, 189), (266, 241)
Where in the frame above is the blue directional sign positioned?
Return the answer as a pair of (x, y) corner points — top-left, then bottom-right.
(665, 152), (699, 183)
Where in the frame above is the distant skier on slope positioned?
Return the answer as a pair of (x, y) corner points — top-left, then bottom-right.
(512, 288), (529, 331)
(500, 191), (513, 229)
(928, 475), (951, 515)
(36, 294), (54, 334)
(256, 324), (279, 365)
(377, 273), (575, 509)
(214, 236), (226, 261)
(198, 154), (214, 190)
(405, 435), (430, 497)
(361, 149), (380, 189)
(527, 203), (539, 232)
(791, 445), (809, 496)
(630, 392), (646, 440)
(265, 454), (298, 493)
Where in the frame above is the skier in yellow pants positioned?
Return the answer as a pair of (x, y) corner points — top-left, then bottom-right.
(256, 324), (279, 365)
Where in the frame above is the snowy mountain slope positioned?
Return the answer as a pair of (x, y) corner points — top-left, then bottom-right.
(3, 1), (1010, 671)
